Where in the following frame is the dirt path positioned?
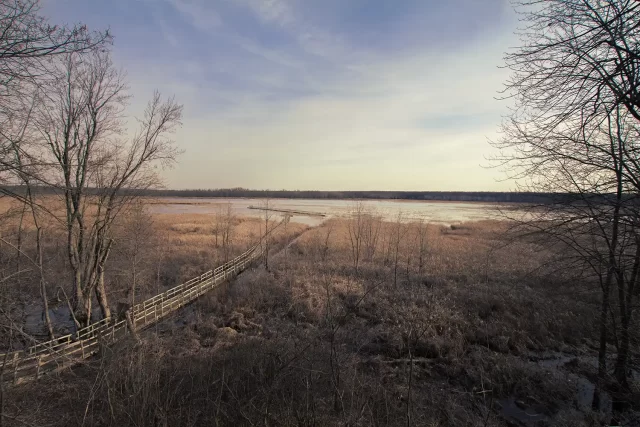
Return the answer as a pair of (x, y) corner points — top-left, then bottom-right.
(270, 222), (320, 261)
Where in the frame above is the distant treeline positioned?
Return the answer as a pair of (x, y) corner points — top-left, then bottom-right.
(132, 188), (554, 203)
(0, 185), (605, 203)
(6, 186), (634, 206)
(0, 186), (557, 203)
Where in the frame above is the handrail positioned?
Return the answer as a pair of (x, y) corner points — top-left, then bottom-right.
(0, 220), (283, 384)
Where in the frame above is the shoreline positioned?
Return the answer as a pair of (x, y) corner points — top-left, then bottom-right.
(145, 196), (513, 206)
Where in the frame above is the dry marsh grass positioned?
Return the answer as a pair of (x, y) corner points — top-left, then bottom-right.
(150, 212), (306, 284)
(3, 213), (631, 426)
(0, 196), (306, 342)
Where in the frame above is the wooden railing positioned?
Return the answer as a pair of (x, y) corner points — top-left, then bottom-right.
(0, 223), (278, 385)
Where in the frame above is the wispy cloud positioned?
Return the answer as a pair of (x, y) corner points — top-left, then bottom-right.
(154, 14), (180, 47)
(232, 35), (303, 68)
(166, 0), (222, 32)
(234, 0), (295, 27)
(42, 0), (518, 190)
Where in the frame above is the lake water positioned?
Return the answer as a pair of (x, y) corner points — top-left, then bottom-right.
(147, 197), (505, 226)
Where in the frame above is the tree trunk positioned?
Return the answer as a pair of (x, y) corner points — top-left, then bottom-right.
(73, 270), (89, 326)
(593, 276), (611, 410)
(126, 309), (139, 342)
(406, 330), (413, 427)
(393, 232), (400, 287)
(15, 201), (27, 274)
(129, 255), (137, 308)
(82, 295), (92, 327)
(593, 159), (624, 409)
(264, 208), (269, 271)
(613, 239), (640, 390)
(36, 228), (54, 340)
(264, 236), (269, 270)
(614, 314), (630, 389)
(284, 219), (288, 271)
(96, 265), (111, 321)
(40, 278), (54, 339)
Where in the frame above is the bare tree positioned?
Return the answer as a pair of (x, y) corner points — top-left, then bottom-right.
(405, 225), (415, 285)
(0, 186), (54, 338)
(116, 201), (156, 309)
(213, 204), (222, 248)
(362, 209), (381, 263)
(0, 0), (110, 334)
(261, 198), (273, 270)
(282, 213), (291, 271)
(0, 0), (109, 179)
(309, 218), (334, 262)
(381, 222), (392, 266)
(492, 0), (640, 409)
(496, 109), (640, 407)
(321, 219), (334, 262)
(0, 0), (108, 75)
(416, 218), (428, 277)
(24, 50), (182, 326)
(391, 211), (405, 288)
(23, 183), (53, 338)
(219, 202), (234, 263)
(347, 201), (365, 274)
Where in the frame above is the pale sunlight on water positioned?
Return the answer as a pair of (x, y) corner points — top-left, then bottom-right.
(147, 197), (506, 226)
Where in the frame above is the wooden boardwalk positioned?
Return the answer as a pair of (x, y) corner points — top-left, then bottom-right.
(0, 224), (279, 385)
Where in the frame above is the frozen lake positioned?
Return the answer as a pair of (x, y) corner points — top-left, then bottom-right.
(147, 197), (506, 226)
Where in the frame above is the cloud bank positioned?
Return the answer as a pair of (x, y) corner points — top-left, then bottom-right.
(43, 0), (518, 190)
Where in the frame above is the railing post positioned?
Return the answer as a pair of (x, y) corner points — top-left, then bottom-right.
(36, 355), (42, 380)
(12, 352), (18, 384)
(0, 231), (275, 385)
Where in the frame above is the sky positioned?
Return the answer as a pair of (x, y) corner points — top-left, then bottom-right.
(42, 0), (519, 191)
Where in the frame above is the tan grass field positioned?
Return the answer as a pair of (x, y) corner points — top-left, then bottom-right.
(0, 199), (630, 426)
